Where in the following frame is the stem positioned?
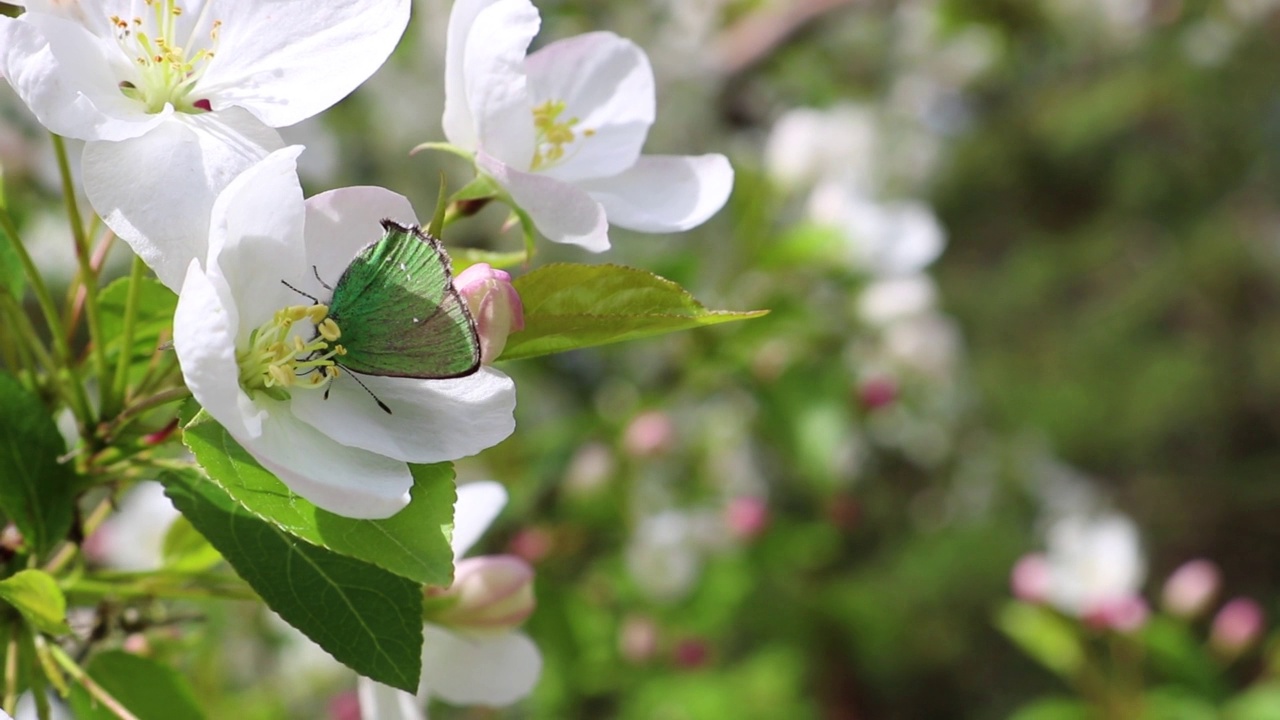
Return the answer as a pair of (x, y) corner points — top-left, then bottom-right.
(101, 386), (191, 443)
(64, 577), (257, 603)
(49, 645), (141, 720)
(111, 255), (146, 404)
(64, 227), (117, 339)
(3, 621), (17, 715)
(0, 204), (94, 428)
(52, 133), (113, 418)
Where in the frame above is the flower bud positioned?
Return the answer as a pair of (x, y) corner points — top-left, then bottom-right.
(622, 411), (676, 458)
(1211, 598), (1264, 656)
(724, 496), (770, 540)
(1010, 553), (1052, 604)
(455, 263), (524, 364)
(1161, 559), (1220, 619)
(434, 555), (536, 631)
(1085, 595), (1149, 633)
(619, 615), (660, 664)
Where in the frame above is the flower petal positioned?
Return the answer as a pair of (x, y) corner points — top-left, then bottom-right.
(462, 0), (539, 167)
(453, 481), (509, 558)
(477, 152), (608, 251)
(289, 367), (516, 465)
(0, 15), (164, 141)
(443, 0), (502, 151)
(357, 678), (424, 720)
(198, 0), (411, 127)
(580, 154), (733, 233)
(82, 107), (284, 291)
(419, 626), (541, 706)
(301, 186), (418, 300)
(525, 32), (653, 182)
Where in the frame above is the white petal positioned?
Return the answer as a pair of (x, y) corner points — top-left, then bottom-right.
(452, 481), (509, 558)
(290, 367), (516, 465)
(419, 626), (541, 706)
(199, 0), (411, 128)
(580, 154), (733, 233)
(525, 32), (653, 183)
(0, 15), (164, 141)
(443, 0), (504, 151)
(357, 678), (424, 720)
(463, 0), (539, 167)
(302, 186), (418, 299)
(478, 152), (609, 251)
(82, 108), (284, 291)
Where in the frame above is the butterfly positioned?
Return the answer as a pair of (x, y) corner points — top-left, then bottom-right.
(304, 219), (481, 412)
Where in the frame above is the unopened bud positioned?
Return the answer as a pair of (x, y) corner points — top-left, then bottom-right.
(1085, 595), (1149, 633)
(622, 411), (676, 458)
(455, 263), (524, 364)
(857, 376), (897, 410)
(1010, 554), (1051, 604)
(1162, 559), (1220, 619)
(1211, 598), (1264, 656)
(724, 496), (770, 540)
(619, 615), (660, 664)
(434, 555), (535, 631)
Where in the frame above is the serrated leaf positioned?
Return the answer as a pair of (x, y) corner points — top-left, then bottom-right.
(0, 370), (75, 558)
(160, 515), (223, 573)
(498, 263), (768, 361)
(180, 411), (455, 587)
(161, 469), (424, 691)
(98, 276), (177, 385)
(995, 602), (1085, 679)
(67, 651), (204, 720)
(0, 570), (70, 635)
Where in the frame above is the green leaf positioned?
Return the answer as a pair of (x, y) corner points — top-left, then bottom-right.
(161, 469), (424, 692)
(1140, 616), (1225, 699)
(160, 515), (223, 573)
(1008, 697), (1091, 720)
(1226, 685), (1280, 720)
(0, 570), (70, 635)
(67, 650), (204, 720)
(98, 276), (177, 384)
(0, 370), (75, 558)
(181, 410), (456, 587)
(498, 263), (768, 361)
(1140, 688), (1217, 720)
(995, 601), (1085, 679)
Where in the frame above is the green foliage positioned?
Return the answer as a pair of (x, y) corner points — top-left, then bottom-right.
(499, 263), (767, 361)
(161, 515), (223, 573)
(181, 410), (457, 587)
(98, 276), (177, 384)
(0, 370), (74, 559)
(68, 651), (204, 720)
(0, 570), (69, 635)
(995, 602), (1084, 680)
(161, 468), (425, 692)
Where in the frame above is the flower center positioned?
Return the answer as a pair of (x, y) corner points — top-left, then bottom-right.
(110, 0), (222, 114)
(237, 304), (346, 403)
(530, 99), (595, 171)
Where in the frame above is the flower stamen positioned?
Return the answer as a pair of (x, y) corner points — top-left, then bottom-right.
(111, 0), (222, 114)
(530, 99), (594, 171)
(238, 304), (346, 402)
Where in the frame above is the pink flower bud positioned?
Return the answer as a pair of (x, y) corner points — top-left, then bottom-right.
(1211, 598), (1264, 656)
(1162, 559), (1221, 619)
(673, 637), (711, 669)
(1010, 554), (1052, 603)
(436, 555), (536, 631)
(622, 411), (676, 458)
(508, 526), (554, 564)
(455, 263), (524, 364)
(725, 496), (770, 540)
(328, 689), (361, 720)
(857, 376), (898, 410)
(1085, 595), (1149, 633)
(619, 615), (660, 664)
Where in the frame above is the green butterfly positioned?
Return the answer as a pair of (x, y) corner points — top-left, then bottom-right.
(312, 219), (481, 405)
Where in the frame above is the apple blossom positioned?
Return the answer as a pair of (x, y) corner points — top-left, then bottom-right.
(807, 180), (946, 277)
(359, 482), (543, 718)
(0, 0), (410, 290)
(1036, 512), (1149, 630)
(173, 147), (516, 518)
(439, 0), (734, 251)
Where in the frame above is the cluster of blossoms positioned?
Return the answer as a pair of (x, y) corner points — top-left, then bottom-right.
(0, 0), (732, 712)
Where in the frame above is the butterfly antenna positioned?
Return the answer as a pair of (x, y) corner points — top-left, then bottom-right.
(312, 265), (333, 291)
(280, 280), (320, 304)
(335, 366), (393, 415)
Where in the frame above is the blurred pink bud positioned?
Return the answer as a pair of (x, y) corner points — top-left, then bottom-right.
(1010, 554), (1052, 603)
(619, 615), (660, 664)
(622, 411), (676, 458)
(328, 689), (361, 720)
(857, 376), (898, 410)
(673, 637), (710, 669)
(455, 263), (524, 364)
(437, 555), (536, 631)
(564, 442), (616, 496)
(725, 496), (770, 540)
(1162, 559), (1221, 619)
(122, 633), (150, 655)
(508, 526), (554, 564)
(1211, 598), (1265, 656)
(1085, 596), (1150, 632)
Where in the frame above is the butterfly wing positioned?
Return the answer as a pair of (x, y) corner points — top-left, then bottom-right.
(327, 219), (481, 379)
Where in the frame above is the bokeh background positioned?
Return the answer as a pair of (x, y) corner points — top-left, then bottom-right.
(7, 0), (1280, 717)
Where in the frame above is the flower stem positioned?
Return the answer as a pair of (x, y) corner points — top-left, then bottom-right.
(2, 620), (17, 716)
(49, 644), (141, 720)
(52, 133), (113, 418)
(111, 255), (147, 404)
(0, 204), (95, 430)
(101, 385), (192, 443)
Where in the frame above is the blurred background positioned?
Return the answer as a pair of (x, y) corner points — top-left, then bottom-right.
(7, 0), (1280, 717)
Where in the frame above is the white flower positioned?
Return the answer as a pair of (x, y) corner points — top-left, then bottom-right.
(1041, 512), (1148, 627)
(765, 104), (879, 191)
(359, 482), (543, 719)
(82, 481), (180, 570)
(0, 0), (410, 290)
(441, 0), (734, 251)
(172, 147), (516, 519)
(808, 180), (945, 277)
